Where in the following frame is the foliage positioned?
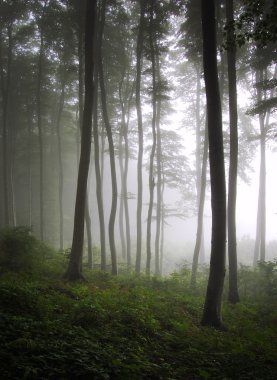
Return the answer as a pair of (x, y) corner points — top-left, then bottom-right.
(0, 227), (53, 272)
(0, 254), (276, 379)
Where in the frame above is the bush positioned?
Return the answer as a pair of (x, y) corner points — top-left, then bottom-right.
(0, 226), (44, 272)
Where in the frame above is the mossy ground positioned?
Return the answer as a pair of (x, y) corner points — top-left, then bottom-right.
(0, 256), (276, 380)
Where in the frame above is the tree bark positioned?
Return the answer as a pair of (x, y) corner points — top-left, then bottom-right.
(146, 0), (157, 276)
(201, 0), (226, 329)
(191, 123), (208, 288)
(64, 0), (96, 281)
(98, 0), (117, 275)
(0, 23), (12, 226)
(37, 0), (48, 241)
(226, 0), (240, 304)
(93, 67), (106, 271)
(135, 0), (145, 274)
(56, 76), (65, 251)
(77, 6), (93, 269)
(154, 57), (162, 276)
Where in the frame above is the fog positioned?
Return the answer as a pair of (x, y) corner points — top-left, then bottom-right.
(0, 0), (276, 276)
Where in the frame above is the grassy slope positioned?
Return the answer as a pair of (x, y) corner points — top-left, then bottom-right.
(0, 264), (276, 380)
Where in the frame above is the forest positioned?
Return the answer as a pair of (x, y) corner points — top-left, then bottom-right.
(0, 0), (276, 378)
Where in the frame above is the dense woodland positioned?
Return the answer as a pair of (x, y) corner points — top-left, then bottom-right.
(0, 0), (276, 378)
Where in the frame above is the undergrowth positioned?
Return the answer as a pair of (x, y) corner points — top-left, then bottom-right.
(0, 227), (276, 379)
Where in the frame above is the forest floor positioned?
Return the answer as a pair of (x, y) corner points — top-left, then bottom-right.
(0, 254), (276, 380)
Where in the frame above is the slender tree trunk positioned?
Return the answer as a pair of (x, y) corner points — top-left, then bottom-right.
(159, 164), (165, 275)
(77, 8), (93, 269)
(191, 124), (208, 288)
(154, 57), (162, 276)
(253, 185), (261, 265)
(118, 127), (127, 261)
(135, 0), (145, 274)
(37, 1), (48, 241)
(9, 110), (16, 227)
(64, 0), (96, 281)
(93, 68), (106, 271)
(146, 0), (157, 276)
(56, 77), (65, 251)
(253, 69), (267, 264)
(195, 65), (205, 261)
(123, 130), (131, 269)
(201, 0), (226, 329)
(226, 0), (240, 304)
(99, 0), (117, 275)
(0, 24), (12, 226)
(27, 104), (33, 228)
(259, 112), (266, 262)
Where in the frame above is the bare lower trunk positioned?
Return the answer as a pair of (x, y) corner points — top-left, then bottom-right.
(191, 124), (208, 288)
(135, 0), (145, 274)
(226, 0), (239, 304)
(201, 0), (226, 329)
(64, 0), (96, 281)
(99, 0), (117, 275)
(146, 0), (157, 276)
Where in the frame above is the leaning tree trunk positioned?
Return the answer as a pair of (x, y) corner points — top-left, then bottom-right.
(135, 0), (145, 274)
(191, 123), (208, 288)
(201, 0), (226, 329)
(64, 0), (96, 281)
(99, 0), (117, 275)
(226, 0), (240, 304)
(146, 0), (157, 276)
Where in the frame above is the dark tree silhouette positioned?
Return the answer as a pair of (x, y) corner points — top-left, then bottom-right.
(64, 0), (96, 281)
(201, 0), (227, 329)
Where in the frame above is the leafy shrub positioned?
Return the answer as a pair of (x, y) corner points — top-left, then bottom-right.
(235, 260), (277, 300)
(0, 226), (46, 272)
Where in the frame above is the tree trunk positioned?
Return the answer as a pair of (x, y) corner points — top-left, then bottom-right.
(191, 123), (208, 288)
(0, 23), (12, 226)
(154, 57), (162, 276)
(37, 1), (48, 241)
(56, 77), (65, 251)
(93, 67), (106, 271)
(77, 7), (93, 269)
(99, 0), (117, 275)
(201, 0), (226, 329)
(135, 0), (145, 274)
(253, 69), (267, 264)
(64, 0), (96, 281)
(26, 103), (33, 228)
(119, 76), (132, 268)
(226, 0), (240, 304)
(146, 0), (157, 276)
(195, 65), (205, 262)
(159, 164), (165, 275)
(118, 127), (127, 261)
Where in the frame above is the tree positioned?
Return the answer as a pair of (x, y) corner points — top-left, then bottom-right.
(191, 123), (208, 288)
(64, 0), (96, 281)
(226, 0), (240, 303)
(135, 0), (146, 274)
(98, 0), (118, 276)
(201, 0), (227, 329)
